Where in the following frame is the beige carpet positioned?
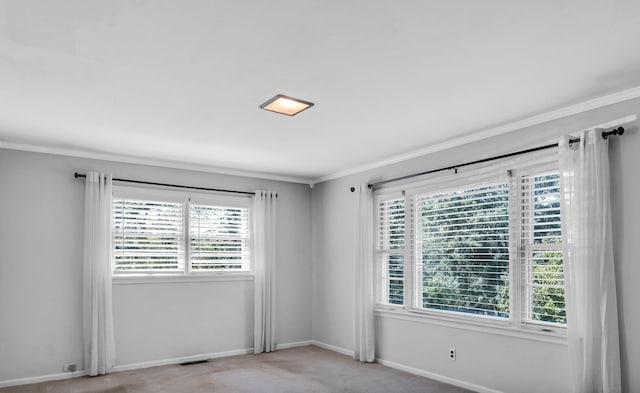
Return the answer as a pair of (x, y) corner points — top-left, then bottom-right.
(1, 346), (474, 393)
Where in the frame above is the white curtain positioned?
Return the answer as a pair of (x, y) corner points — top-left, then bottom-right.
(353, 183), (375, 362)
(253, 190), (277, 354)
(559, 130), (622, 393)
(82, 172), (115, 376)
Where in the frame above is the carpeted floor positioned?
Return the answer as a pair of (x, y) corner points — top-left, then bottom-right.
(1, 346), (474, 393)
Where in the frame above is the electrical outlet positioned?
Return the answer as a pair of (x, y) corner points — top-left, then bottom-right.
(63, 363), (77, 372)
(449, 347), (456, 361)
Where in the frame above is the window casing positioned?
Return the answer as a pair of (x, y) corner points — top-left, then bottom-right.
(375, 162), (566, 334)
(112, 186), (251, 275)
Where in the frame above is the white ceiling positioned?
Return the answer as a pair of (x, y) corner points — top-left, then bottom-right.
(1, 1), (640, 183)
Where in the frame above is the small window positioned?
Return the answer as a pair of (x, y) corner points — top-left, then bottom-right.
(376, 196), (405, 305)
(113, 198), (184, 272)
(112, 187), (251, 275)
(520, 172), (566, 326)
(189, 203), (250, 271)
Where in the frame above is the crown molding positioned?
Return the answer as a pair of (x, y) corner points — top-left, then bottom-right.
(0, 141), (313, 185)
(3, 86), (639, 186)
(312, 85), (640, 185)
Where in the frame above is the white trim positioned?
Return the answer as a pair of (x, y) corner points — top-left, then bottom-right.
(310, 340), (503, 392)
(313, 86), (640, 184)
(112, 273), (255, 285)
(2, 87), (638, 186)
(0, 370), (87, 389)
(0, 141), (312, 185)
(376, 358), (503, 393)
(375, 308), (568, 346)
(112, 348), (254, 373)
(0, 341), (313, 388)
(310, 340), (354, 357)
(275, 340), (314, 350)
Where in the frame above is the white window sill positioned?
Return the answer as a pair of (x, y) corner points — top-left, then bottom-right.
(113, 273), (255, 285)
(375, 305), (568, 345)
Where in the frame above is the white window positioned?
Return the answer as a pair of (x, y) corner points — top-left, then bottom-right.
(376, 196), (405, 305)
(518, 172), (565, 327)
(415, 181), (510, 318)
(112, 187), (251, 275)
(375, 164), (566, 333)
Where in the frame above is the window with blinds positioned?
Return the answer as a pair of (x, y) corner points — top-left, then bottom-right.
(112, 187), (251, 275)
(374, 163), (567, 333)
(190, 204), (250, 271)
(113, 198), (184, 272)
(415, 183), (510, 318)
(376, 197), (405, 305)
(520, 172), (566, 326)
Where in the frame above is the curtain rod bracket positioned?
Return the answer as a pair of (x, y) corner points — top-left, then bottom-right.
(602, 127), (624, 139)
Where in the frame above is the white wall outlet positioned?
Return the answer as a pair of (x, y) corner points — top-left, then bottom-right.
(63, 363), (77, 372)
(449, 347), (456, 361)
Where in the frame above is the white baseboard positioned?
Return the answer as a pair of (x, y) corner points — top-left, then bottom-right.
(275, 340), (313, 350)
(376, 358), (503, 393)
(310, 340), (354, 357)
(112, 347), (254, 373)
(0, 340), (309, 388)
(0, 370), (87, 389)
(309, 340), (501, 393)
(0, 340), (501, 393)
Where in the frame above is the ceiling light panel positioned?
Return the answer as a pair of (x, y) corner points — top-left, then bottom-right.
(260, 94), (314, 116)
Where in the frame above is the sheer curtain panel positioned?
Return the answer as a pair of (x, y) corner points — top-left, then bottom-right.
(253, 190), (277, 354)
(353, 183), (375, 362)
(82, 172), (115, 376)
(559, 130), (622, 393)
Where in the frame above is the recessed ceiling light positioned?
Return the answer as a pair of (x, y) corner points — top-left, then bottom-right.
(259, 94), (314, 116)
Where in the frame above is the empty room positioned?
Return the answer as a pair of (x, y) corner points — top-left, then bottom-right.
(1, 1), (639, 392)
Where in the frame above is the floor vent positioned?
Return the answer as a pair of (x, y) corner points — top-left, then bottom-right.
(179, 359), (209, 366)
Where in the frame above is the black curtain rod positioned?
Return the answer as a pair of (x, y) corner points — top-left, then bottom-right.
(353, 127), (625, 191)
(74, 173), (256, 196)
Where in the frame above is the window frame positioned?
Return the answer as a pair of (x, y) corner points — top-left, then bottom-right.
(374, 159), (567, 338)
(111, 185), (253, 280)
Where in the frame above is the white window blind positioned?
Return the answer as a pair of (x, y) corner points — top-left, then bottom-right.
(190, 204), (250, 271)
(376, 197), (405, 305)
(112, 187), (252, 276)
(112, 198), (184, 272)
(415, 182), (510, 318)
(520, 171), (566, 326)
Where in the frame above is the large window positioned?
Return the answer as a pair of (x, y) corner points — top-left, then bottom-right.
(375, 165), (566, 332)
(416, 182), (510, 318)
(112, 187), (250, 275)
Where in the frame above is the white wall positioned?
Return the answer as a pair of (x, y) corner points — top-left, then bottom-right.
(311, 98), (640, 393)
(0, 150), (312, 382)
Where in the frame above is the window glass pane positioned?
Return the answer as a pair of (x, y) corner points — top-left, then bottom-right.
(112, 199), (184, 272)
(417, 183), (510, 318)
(522, 172), (566, 326)
(190, 204), (250, 271)
(530, 250), (566, 324)
(378, 197), (405, 305)
(377, 198), (405, 250)
(386, 254), (404, 305)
